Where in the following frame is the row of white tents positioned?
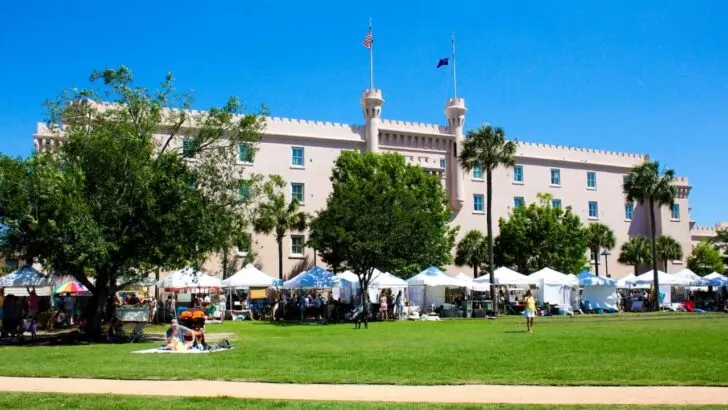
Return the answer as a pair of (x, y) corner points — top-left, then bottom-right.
(5, 264), (727, 312)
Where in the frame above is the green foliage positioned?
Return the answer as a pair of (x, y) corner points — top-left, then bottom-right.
(656, 235), (683, 272)
(711, 228), (728, 267)
(308, 151), (457, 294)
(623, 161), (676, 308)
(586, 223), (616, 276)
(0, 66), (265, 336)
(494, 197), (588, 274)
(687, 241), (725, 276)
(458, 124), (517, 299)
(252, 175), (309, 280)
(618, 236), (652, 275)
(454, 230), (488, 278)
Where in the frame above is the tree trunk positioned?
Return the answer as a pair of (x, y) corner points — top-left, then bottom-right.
(277, 237), (284, 280)
(486, 169), (496, 314)
(594, 248), (600, 276)
(664, 259), (668, 273)
(222, 250), (229, 280)
(473, 264), (478, 279)
(83, 280), (109, 341)
(634, 264), (638, 276)
(649, 198), (660, 311)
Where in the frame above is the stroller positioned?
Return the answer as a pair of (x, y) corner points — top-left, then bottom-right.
(346, 304), (371, 329)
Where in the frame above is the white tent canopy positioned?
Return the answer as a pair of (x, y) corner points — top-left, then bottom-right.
(371, 269), (407, 288)
(629, 270), (686, 286)
(0, 266), (56, 288)
(705, 272), (725, 280)
(336, 271), (360, 287)
(530, 267), (577, 285)
(671, 268), (710, 286)
(529, 267), (576, 306)
(454, 272), (490, 292)
(616, 273), (636, 288)
(157, 267), (222, 290)
(407, 266), (466, 308)
(472, 267), (529, 286)
(221, 264), (281, 288)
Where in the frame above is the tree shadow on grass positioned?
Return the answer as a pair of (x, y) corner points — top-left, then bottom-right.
(0, 327), (164, 347)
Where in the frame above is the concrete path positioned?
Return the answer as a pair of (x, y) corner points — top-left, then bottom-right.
(0, 377), (727, 405)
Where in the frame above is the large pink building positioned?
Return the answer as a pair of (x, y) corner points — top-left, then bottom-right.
(33, 89), (714, 279)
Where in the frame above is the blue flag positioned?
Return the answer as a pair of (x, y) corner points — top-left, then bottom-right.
(436, 58), (449, 68)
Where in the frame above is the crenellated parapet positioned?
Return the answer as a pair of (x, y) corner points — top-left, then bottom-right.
(379, 119), (451, 136)
(263, 116), (364, 142)
(516, 141), (648, 169)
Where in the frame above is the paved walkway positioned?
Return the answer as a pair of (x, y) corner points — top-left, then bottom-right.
(1, 377), (727, 405)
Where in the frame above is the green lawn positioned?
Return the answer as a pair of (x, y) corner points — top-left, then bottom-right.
(0, 393), (724, 410)
(0, 314), (726, 386)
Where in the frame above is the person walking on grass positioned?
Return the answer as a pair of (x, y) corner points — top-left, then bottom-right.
(524, 290), (536, 334)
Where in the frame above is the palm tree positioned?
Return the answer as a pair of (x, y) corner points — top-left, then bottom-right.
(253, 183), (308, 280)
(455, 230), (489, 278)
(656, 235), (683, 272)
(586, 223), (616, 276)
(459, 125), (517, 309)
(623, 161), (676, 309)
(618, 236), (652, 276)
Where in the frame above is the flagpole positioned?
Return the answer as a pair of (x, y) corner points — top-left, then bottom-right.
(369, 18), (374, 90)
(452, 31), (457, 99)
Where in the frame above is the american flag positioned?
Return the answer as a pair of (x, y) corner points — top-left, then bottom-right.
(362, 31), (373, 48)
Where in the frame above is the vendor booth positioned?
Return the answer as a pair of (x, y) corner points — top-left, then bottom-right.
(529, 267), (577, 307)
(222, 264), (281, 288)
(0, 266), (56, 296)
(472, 267), (529, 286)
(627, 270), (679, 307)
(284, 266), (352, 290)
(577, 272), (618, 312)
(406, 266), (465, 312)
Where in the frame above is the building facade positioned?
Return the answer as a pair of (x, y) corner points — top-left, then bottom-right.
(33, 89), (712, 279)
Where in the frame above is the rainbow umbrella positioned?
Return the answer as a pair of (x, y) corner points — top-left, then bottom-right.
(54, 280), (89, 294)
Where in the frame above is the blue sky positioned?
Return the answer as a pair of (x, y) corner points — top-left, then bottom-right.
(1, 1), (726, 224)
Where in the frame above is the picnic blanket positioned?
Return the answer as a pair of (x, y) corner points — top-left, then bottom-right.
(132, 346), (233, 354)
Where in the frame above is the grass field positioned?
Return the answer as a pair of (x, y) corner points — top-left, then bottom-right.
(0, 313), (726, 386)
(0, 393), (725, 410)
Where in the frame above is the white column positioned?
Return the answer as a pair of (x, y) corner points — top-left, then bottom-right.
(361, 89), (384, 152)
(445, 98), (467, 209)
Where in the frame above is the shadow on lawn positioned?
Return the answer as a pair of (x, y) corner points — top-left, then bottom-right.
(0, 327), (165, 348)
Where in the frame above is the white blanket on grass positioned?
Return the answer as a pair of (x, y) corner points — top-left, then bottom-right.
(132, 347), (233, 354)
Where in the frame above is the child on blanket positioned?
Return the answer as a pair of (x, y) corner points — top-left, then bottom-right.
(163, 319), (201, 351)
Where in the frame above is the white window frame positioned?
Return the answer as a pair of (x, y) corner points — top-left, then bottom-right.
(473, 194), (484, 214)
(550, 168), (561, 187)
(439, 159), (446, 169)
(588, 201), (599, 219)
(671, 204), (680, 221)
(514, 196), (525, 208)
(624, 202), (634, 221)
(472, 162), (484, 180)
(290, 235), (305, 258)
(587, 171), (597, 190)
(291, 182), (305, 204)
(238, 143), (253, 164)
(291, 146), (305, 168)
(513, 165), (524, 184)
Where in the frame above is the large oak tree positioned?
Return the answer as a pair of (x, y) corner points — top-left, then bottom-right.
(0, 66), (264, 338)
(308, 151), (457, 302)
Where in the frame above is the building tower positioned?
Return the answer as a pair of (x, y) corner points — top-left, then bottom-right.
(445, 97), (467, 209)
(361, 89), (384, 152)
